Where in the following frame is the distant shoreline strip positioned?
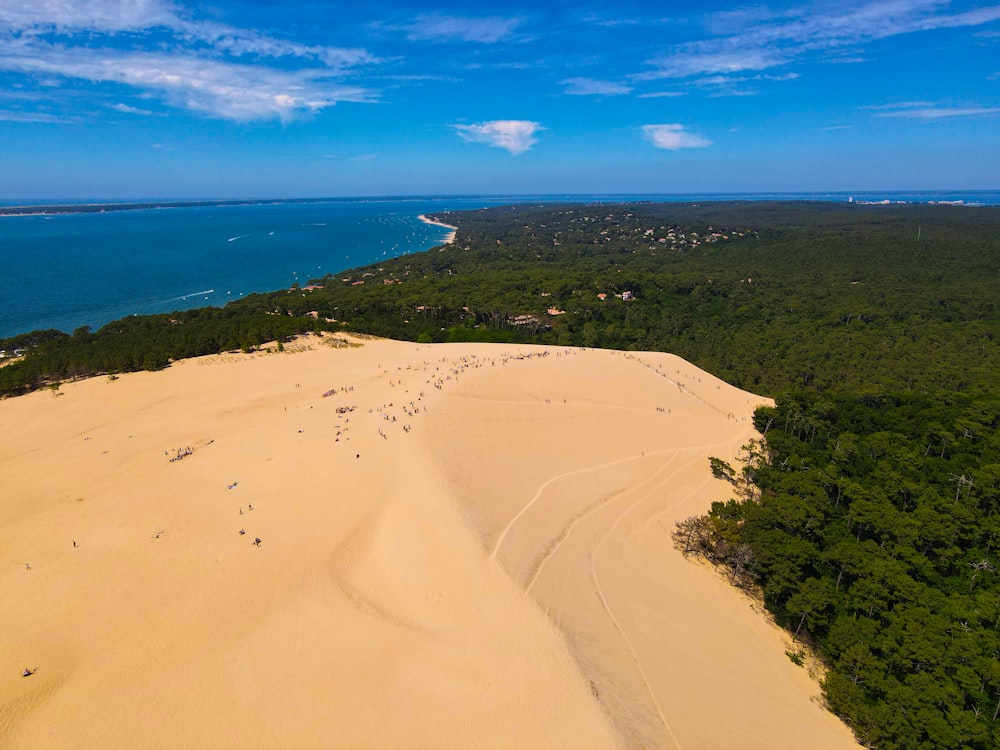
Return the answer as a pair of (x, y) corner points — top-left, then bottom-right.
(419, 215), (458, 245)
(0, 196), (457, 218)
(0, 198), (319, 217)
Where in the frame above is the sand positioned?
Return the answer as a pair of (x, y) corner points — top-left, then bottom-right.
(418, 214), (458, 244)
(0, 336), (861, 749)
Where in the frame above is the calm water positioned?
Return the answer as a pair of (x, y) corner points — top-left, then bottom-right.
(2, 192), (998, 338)
(0, 198), (495, 338)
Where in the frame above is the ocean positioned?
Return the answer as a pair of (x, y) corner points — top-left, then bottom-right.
(2, 191), (998, 339)
(0, 197), (494, 339)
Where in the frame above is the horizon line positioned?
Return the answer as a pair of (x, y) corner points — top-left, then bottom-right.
(3, 188), (1000, 211)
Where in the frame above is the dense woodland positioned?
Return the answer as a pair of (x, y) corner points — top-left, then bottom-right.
(3, 201), (1000, 748)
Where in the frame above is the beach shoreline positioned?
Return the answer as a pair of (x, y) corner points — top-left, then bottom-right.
(418, 214), (458, 244)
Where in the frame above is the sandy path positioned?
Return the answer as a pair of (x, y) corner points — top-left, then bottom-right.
(0, 337), (860, 749)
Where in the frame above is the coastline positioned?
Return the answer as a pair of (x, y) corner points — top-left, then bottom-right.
(418, 214), (458, 244)
(0, 198), (309, 217)
(0, 202), (472, 339)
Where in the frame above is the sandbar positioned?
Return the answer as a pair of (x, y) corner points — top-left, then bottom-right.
(418, 214), (458, 244)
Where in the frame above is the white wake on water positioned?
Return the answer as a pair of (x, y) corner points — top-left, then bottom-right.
(164, 289), (215, 303)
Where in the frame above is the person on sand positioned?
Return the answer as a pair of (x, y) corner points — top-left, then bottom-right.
(22, 667), (37, 677)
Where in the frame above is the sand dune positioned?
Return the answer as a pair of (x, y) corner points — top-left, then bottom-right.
(0, 336), (859, 748)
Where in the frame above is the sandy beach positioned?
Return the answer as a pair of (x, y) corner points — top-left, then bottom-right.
(418, 214), (458, 244)
(0, 336), (860, 749)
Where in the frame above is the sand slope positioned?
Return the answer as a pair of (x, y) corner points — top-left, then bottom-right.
(0, 337), (860, 749)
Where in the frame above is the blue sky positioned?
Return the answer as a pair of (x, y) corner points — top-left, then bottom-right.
(1, 0), (998, 199)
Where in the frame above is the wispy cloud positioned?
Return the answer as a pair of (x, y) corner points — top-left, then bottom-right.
(637, 91), (685, 99)
(453, 120), (542, 154)
(400, 14), (523, 44)
(864, 100), (936, 110)
(0, 42), (374, 121)
(869, 101), (1000, 118)
(763, 72), (800, 82)
(703, 6), (800, 36)
(0, 0), (378, 121)
(642, 46), (788, 80)
(177, 22), (376, 69)
(0, 0), (373, 67)
(561, 77), (632, 96)
(0, 109), (74, 123)
(689, 70), (800, 97)
(642, 124), (711, 150)
(0, 0), (178, 32)
(112, 102), (154, 116)
(642, 1), (1000, 80)
(322, 152), (378, 161)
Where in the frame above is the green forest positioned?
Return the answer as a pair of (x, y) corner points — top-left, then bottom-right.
(3, 201), (999, 748)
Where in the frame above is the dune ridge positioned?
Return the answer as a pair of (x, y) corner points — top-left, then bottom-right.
(1, 336), (859, 748)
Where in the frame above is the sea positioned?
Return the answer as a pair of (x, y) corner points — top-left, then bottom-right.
(2, 191), (998, 339)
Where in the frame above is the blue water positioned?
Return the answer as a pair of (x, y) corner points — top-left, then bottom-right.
(0, 198), (497, 338)
(2, 192), (998, 338)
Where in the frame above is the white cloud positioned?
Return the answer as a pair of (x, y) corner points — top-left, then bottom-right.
(642, 124), (711, 150)
(402, 14), (523, 43)
(561, 77), (632, 96)
(0, 43), (374, 121)
(0, 0), (378, 122)
(0, 2), (373, 70)
(871, 102), (1000, 118)
(173, 20), (376, 69)
(112, 102), (153, 115)
(863, 100), (936, 110)
(0, 0), (178, 32)
(703, 6), (798, 36)
(764, 72), (799, 81)
(579, 12), (648, 28)
(698, 75), (744, 87)
(453, 120), (542, 154)
(641, 46), (789, 80)
(642, 1), (1000, 80)
(0, 109), (73, 123)
(686, 70), (798, 97)
(637, 91), (685, 99)
(708, 88), (758, 98)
